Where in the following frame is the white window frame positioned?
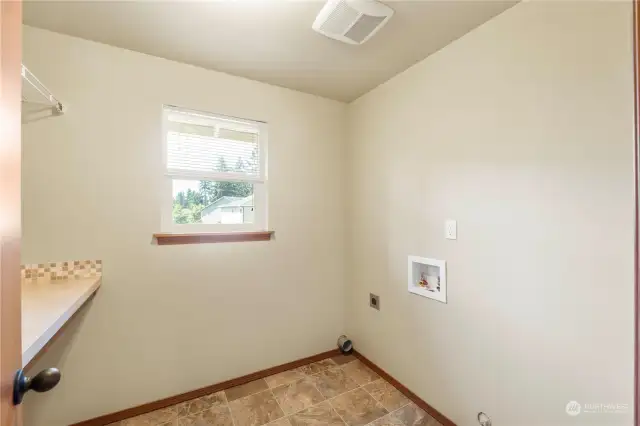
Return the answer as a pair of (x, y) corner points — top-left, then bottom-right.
(161, 106), (268, 233)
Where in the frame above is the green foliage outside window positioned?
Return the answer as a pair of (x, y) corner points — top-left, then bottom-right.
(172, 154), (254, 224)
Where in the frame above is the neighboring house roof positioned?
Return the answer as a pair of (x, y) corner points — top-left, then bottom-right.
(201, 196), (242, 216)
(201, 195), (254, 216)
(232, 196), (254, 208)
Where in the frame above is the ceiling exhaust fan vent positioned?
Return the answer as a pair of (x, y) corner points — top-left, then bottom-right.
(313, 0), (394, 45)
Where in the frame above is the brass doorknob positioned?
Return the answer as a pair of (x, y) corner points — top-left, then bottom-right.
(13, 368), (61, 405)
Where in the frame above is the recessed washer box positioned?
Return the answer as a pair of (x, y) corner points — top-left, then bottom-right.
(408, 256), (447, 303)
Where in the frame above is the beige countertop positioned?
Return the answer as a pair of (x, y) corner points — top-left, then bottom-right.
(22, 276), (101, 367)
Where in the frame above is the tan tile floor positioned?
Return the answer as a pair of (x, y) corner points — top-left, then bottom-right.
(111, 355), (442, 426)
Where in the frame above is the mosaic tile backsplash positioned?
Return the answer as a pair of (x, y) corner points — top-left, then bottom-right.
(21, 260), (102, 281)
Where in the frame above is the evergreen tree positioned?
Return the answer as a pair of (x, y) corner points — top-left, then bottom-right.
(172, 154), (254, 225)
(214, 156), (252, 198)
(185, 188), (202, 206)
(214, 180), (252, 198)
(235, 156), (245, 172)
(199, 181), (216, 205)
(217, 157), (229, 173)
(175, 191), (187, 208)
(248, 147), (258, 174)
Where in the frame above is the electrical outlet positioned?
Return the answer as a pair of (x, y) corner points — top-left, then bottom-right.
(369, 293), (380, 310)
(445, 220), (457, 240)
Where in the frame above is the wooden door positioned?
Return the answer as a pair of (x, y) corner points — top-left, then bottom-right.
(0, 0), (22, 425)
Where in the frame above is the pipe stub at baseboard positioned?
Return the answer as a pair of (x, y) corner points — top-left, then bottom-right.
(337, 335), (353, 354)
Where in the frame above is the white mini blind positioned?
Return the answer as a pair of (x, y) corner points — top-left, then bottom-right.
(164, 106), (264, 182)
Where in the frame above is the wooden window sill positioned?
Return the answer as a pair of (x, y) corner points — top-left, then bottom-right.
(153, 231), (274, 245)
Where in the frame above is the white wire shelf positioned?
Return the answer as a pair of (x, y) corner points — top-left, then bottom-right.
(21, 64), (65, 115)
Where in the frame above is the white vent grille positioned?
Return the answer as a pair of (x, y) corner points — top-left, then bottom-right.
(319, 0), (360, 36)
(344, 14), (386, 43)
(312, 0), (394, 45)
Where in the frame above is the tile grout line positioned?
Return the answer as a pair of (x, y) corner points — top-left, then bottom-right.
(183, 389), (251, 420)
(358, 379), (391, 418)
(362, 402), (414, 426)
(227, 364), (324, 404)
(175, 377), (402, 426)
(289, 370), (336, 419)
(226, 386), (253, 426)
(264, 361), (336, 426)
(318, 384), (373, 426)
(177, 359), (366, 426)
(259, 360), (338, 425)
(222, 390), (239, 426)
(315, 361), (369, 398)
(227, 397), (243, 426)
(369, 379), (412, 413)
(341, 361), (390, 408)
(333, 362), (388, 426)
(175, 394), (222, 421)
(225, 359), (365, 423)
(269, 387), (287, 425)
(305, 366), (352, 426)
(121, 359), (342, 426)
(356, 380), (389, 422)
(226, 378), (273, 403)
(351, 364), (423, 424)
(269, 360), (387, 426)
(326, 397), (350, 426)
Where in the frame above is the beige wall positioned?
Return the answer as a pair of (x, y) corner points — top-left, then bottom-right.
(21, 26), (346, 426)
(23, 1), (637, 424)
(346, 2), (635, 426)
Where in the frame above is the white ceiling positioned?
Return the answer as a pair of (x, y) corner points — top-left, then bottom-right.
(23, 0), (516, 102)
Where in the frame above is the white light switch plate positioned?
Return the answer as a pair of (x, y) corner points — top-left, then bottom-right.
(445, 220), (457, 240)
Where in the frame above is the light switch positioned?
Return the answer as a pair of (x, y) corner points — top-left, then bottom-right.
(445, 220), (457, 240)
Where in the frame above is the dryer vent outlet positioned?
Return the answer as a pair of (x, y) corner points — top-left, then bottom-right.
(337, 335), (353, 354)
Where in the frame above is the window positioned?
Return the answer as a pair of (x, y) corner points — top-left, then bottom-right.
(162, 105), (267, 233)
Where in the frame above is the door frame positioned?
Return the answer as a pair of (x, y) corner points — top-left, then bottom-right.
(634, 1), (640, 425)
(0, 0), (23, 425)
